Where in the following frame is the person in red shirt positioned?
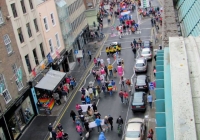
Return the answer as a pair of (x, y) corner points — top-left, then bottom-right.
(123, 91), (129, 104)
(56, 130), (63, 140)
(118, 90), (124, 103)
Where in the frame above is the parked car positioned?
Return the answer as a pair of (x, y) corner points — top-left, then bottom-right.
(135, 75), (149, 91)
(141, 48), (152, 60)
(125, 118), (146, 140)
(110, 42), (121, 47)
(141, 40), (152, 49)
(134, 58), (147, 73)
(132, 92), (146, 112)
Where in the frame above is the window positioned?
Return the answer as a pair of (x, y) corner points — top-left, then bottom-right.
(25, 55), (32, 73)
(40, 43), (45, 59)
(43, 17), (49, 31)
(3, 34), (13, 54)
(48, 39), (54, 53)
(12, 64), (23, 91)
(17, 28), (24, 43)
(55, 34), (60, 48)
(11, 3), (18, 18)
(20, 0), (26, 14)
(0, 10), (4, 24)
(0, 74), (12, 104)
(32, 49), (39, 65)
(33, 19), (39, 32)
(50, 13), (55, 26)
(29, 0), (33, 9)
(26, 23), (32, 37)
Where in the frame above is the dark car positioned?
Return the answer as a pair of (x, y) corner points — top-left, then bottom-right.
(135, 75), (149, 91)
(142, 40), (152, 49)
(132, 92), (146, 112)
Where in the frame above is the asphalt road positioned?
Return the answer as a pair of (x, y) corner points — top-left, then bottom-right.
(57, 6), (153, 140)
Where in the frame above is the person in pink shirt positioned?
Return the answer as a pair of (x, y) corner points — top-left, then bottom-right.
(94, 57), (97, 67)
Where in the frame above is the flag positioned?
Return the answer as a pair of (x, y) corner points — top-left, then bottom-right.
(56, 50), (60, 59)
(32, 68), (36, 77)
(17, 67), (22, 81)
(40, 60), (45, 70)
(47, 53), (53, 64)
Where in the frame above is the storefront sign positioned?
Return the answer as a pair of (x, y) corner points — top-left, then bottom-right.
(15, 95), (24, 107)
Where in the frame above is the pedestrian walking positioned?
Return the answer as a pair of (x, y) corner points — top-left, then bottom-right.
(70, 110), (76, 123)
(151, 18), (154, 27)
(108, 82), (113, 96)
(104, 116), (109, 131)
(123, 91), (129, 104)
(84, 120), (90, 132)
(147, 93), (153, 108)
(104, 66), (108, 80)
(94, 57), (98, 67)
(107, 57), (111, 64)
(120, 76), (126, 89)
(100, 58), (104, 67)
(61, 90), (68, 102)
(154, 54), (157, 61)
(85, 96), (91, 104)
(92, 102), (97, 111)
(87, 106), (94, 116)
(126, 79), (131, 92)
(153, 66), (156, 77)
(107, 64), (113, 77)
(159, 45), (162, 50)
(88, 50), (92, 61)
(77, 58), (81, 65)
(76, 123), (83, 138)
(70, 79), (75, 90)
(95, 116), (103, 132)
(99, 132), (106, 140)
(51, 128), (57, 140)
(94, 110), (101, 119)
(138, 38), (142, 47)
(57, 123), (63, 131)
(116, 116), (124, 127)
(88, 87), (94, 100)
(48, 123), (53, 132)
(97, 57), (101, 67)
(149, 129), (154, 140)
(56, 130), (63, 140)
(79, 113), (85, 127)
(53, 92), (61, 105)
(108, 115), (113, 130)
(113, 68), (117, 77)
(75, 104), (82, 115)
(119, 90), (124, 103)
(133, 39), (137, 47)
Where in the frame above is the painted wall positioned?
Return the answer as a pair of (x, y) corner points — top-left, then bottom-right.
(36, 0), (65, 59)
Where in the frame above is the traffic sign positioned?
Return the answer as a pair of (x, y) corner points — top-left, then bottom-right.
(149, 82), (154, 90)
(74, 50), (78, 54)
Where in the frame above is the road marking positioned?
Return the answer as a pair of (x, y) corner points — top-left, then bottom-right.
(48, 35), (109, 139)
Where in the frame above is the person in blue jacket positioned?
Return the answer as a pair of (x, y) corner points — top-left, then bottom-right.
(95, 116), (102, 132)
(98, 132), (106, 140)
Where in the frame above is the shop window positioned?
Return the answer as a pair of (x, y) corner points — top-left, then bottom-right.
(8, 97), (34, 139)
(3, 34), (13, 54)
(0, 10), (4, 25)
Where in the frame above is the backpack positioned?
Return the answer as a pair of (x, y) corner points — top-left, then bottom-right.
(76, 125), (82, 132)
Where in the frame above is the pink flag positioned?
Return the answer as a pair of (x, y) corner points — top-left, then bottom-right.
(56, 50), (60, 59)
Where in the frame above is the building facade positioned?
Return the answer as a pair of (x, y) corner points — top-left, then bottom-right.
(0, 0), (37, 140)
(6, 0), (47, 81)
(36, 0), (69, 72)
(176, 0), (200, 37)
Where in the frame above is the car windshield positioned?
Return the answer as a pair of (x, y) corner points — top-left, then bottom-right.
(126, 131), (140, 138)
(144, 42), (149, 47)
(136, 78), (145, 84)
(136, 63), (145, 67)
(142, 51), (150, 54)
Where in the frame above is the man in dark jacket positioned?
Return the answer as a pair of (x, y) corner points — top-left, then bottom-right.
(108, 115), (113, 130)
(116, 116), (123, 126)
(51, 128), (57, 140)
(48, 123), (52, 132)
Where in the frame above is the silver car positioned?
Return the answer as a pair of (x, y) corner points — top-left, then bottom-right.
(134, 58), (147, 73)
(141, 48), (152, 60)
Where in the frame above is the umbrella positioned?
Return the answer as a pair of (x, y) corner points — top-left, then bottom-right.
(121, 11), (130, 16)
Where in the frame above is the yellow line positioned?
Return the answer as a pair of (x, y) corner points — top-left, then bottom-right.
(47, 35), (109, 139)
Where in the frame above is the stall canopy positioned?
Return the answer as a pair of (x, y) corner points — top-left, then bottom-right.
(35, 70), (66, 91)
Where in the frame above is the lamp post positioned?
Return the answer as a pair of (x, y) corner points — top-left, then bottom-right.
(0, 104), (12, 140)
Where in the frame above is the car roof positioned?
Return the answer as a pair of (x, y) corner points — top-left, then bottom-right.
(134, 92), (145, 97)
(136, 58), (145, 63)
(132, 92), (144, 105)
(127, 123), (141, 132)
(142, 48), (151, 51)
(137, 75), (146, 79)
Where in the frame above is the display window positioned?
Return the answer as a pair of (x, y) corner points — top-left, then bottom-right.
(0, 127), (6, 140)
(8, 97), (34, 139)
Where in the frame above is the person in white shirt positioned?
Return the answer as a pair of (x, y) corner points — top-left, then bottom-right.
(97, 57), (101, 67)
(100, 59), (104, 67)
(107, 57), (111, 64)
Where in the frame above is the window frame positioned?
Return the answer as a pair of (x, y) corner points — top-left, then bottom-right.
(25, 55), (32, 73)
(0, 74), (12, 104)
(17, 28), (24, 43)
(20, 0), (27, 14)
(12, 64), (24, 91)
(29, 0), (34, 9)
(43, 17), (49, 31)
(3, 34), (13, 54)
(0, 10), (4, 24)
(40, 43), (45, 59)
(32, 48), (39, 65)
(11, 3), (18, 18)
(26, 23), (32, 38)
(55, 33), (61, 48)
(33, 18), (39, 32)
(50, 13), (56, 26)
(2, 90), (12, 104)
(48, 39), (54, 54)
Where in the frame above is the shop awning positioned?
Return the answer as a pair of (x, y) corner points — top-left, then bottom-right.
(35, 70), (66, 91)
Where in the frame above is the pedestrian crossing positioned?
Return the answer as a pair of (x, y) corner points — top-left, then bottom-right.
(109, 30), (142, 37)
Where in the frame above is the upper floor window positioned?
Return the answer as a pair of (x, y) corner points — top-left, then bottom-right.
(0, 10), (4, 24)
(50, 13), (56, 26)
(17, 28), (24, 43)
(25, 55), (32, 73)
(32, 48), (39, 65)
(12, 64), (23, 91)
(3, 34), (13, 54)
(33, 19), (39, 32)
(11, 3), (18, 18)
(26, 23), (32, 38)
(43, 17), (49, 31)
(20, 0), (26, 14)
(0, 74), (12, 104)
(29, 0), (34, 9)
(55, 34), (60, 48)
(48, 39), (54, 53)
(40, 43), (45, 59)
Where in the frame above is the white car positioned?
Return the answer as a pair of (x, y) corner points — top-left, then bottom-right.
(141, 48), (152, 60)
(125, 118), (145, 140)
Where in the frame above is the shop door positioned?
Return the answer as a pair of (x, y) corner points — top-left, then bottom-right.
(15, 108), (26, 131)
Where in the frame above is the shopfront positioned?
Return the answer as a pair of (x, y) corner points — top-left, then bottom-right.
(5, 89), (36, 140)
